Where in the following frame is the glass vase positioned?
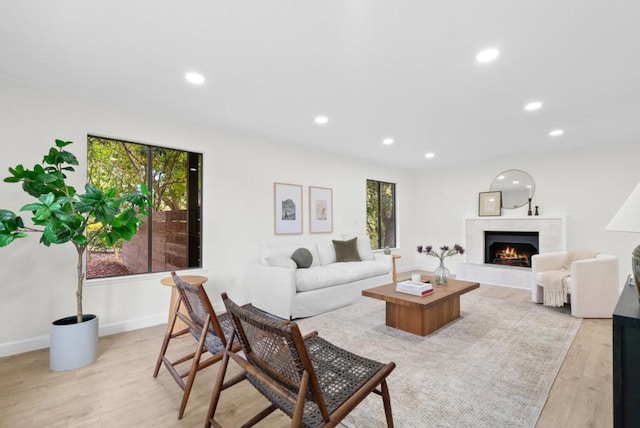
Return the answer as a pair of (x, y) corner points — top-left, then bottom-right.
(434, 259), (450, 285)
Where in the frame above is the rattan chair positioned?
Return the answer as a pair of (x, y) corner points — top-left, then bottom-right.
(205, 292), (396, 428)
(153, 272), (239, 419)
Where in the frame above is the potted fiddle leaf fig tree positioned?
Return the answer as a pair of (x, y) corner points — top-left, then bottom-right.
(0, 139), (151, 371)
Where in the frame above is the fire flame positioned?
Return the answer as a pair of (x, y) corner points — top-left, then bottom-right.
(496, 246), (529, 264)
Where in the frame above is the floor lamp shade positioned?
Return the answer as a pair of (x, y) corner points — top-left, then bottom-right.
(606, 182), (640, 299)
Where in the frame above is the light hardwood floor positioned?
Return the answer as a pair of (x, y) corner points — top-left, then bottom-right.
(0, 283), (612, 428)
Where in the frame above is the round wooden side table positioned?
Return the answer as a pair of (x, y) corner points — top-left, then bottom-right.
(160, 275), (208, 335)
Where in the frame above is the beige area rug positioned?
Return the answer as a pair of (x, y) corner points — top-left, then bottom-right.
(296, 290), (581, 428)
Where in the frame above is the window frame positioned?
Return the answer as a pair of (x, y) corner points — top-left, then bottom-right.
(366, 179), (397, 250)
(86, 135), (203, 279)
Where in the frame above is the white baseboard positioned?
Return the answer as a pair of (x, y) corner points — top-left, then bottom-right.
(0, 297), (252, 358)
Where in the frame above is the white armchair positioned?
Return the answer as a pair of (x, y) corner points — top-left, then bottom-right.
(531, 251), (620, 318)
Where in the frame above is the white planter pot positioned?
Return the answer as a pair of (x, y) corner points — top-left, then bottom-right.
(49, 314), (99, 371)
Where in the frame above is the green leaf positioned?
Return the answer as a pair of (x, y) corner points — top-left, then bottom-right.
(36, 173), (59, 183)
(140, 182), (151, 196)
(53, 210), (78, 223)
(32, 206), (52, 222)
(39, 193), (55, 206)
(0, 234), (15, 247)
(104, 188), (116, 199)
(60, 150), (79, 166)
(42, 224), (57, 245)
(72, 234), (88, 246)
(0, 210), (16, 221)
(20, 202), (43, 212)
(7, 164), (25, 179)
(3, 176), (21, 183)
(55, 139), (73, 148)
(43, 147), (59, 165)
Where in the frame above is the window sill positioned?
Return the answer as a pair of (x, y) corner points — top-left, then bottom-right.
(85, 268), (210, 287)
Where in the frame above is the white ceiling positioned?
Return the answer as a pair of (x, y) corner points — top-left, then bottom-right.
(1, 1), (639, 169)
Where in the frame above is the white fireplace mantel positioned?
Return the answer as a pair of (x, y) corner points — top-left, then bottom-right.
(456, 215), (566, 289)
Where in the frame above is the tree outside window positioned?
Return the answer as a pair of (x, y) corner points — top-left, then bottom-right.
(86, 136), (202, 278)
(366, 179), (396, 250)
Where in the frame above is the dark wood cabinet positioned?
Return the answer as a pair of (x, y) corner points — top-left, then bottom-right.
(613, 281), (640, 428)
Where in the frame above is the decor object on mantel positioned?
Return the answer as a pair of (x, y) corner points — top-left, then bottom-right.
(478, 191), (501, 216)
(606, 181), (640, 300)
(417, 244), (465, 285)
(490, 169), (535, 209)
(0, 139), (151, 371)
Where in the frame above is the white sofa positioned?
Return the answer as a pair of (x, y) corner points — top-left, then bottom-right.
(247, 237), (392, 319)
(531, 251), (619, 318)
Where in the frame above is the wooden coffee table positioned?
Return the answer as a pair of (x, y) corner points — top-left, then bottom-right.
(362, 276), (480, 336)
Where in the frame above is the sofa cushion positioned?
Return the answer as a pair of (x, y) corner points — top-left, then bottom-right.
(341, 233), (375, 260)
(295, 260), (390, 292)
(291, 247), (313, 268)
(317, 241), (336, 265)
(333, 238), (361, 262)
(265, 255), (297, 269)
(260, 243), (320, 267)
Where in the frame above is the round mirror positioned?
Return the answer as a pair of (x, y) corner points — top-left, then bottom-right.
(490, 170), (535, 209)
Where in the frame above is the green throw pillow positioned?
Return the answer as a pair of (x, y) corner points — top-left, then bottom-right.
(332, 237), (361, 262)
(291, 247), (313, 268)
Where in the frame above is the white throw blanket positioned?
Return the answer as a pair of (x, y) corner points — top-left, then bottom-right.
(542, 251), (598, 307)
(541, 269), (571, 307)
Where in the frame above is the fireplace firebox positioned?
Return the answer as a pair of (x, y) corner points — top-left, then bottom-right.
(484, 231), (539, 268)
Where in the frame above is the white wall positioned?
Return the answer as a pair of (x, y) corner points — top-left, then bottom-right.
(0, 77), (415, 356)
(2, 76), (637, 357)
(410, 142), (640, 285)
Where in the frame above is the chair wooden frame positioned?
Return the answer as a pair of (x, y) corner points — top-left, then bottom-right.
(153, 272), (240, 419)
(205, 292), (396, 427)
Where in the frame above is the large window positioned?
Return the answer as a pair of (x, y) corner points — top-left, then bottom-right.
(86, 136), (202, 279)
(366, 179), (396, 250)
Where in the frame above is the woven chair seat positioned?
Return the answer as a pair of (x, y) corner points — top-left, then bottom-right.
(190, 311), (237, 355)
(247, 335), (387, 428)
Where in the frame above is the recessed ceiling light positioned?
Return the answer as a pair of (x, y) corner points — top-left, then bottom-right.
(497, 175), (505, 180)
(512, 180), (520, 185)
(382, 138), (394, 145)
(185, 72), (205, 85)
(549, 129), (564, 137)
(424, 152), (435, 159)
(524, 101), (543, 111)
(476, 48), (500, 63)
(314, 116), (328, 125)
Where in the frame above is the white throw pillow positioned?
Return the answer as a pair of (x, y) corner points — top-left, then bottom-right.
(317, 241), (337, 265)
(265, 255), (297, 269)
(260, 243), (321, 267)
(341, 233), (375, 260)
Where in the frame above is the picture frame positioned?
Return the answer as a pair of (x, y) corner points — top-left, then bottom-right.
(478, 191), (502, 217)
(274, 182), (303, 234)
(309, 186), (333, 233)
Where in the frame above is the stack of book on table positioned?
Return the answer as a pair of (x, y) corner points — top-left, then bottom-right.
(396, 280), (433, 296)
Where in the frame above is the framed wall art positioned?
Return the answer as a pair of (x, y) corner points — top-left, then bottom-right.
(274, 182), (303, 234)
(309, 186), (333, 233)
(478, 191), (502, 217)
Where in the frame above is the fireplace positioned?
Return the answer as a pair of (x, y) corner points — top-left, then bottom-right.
(484, 231), (539, 268)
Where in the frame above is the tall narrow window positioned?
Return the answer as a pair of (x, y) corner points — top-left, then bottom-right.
(86, 136), (202, 279)
(366, 179), (396, 250)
